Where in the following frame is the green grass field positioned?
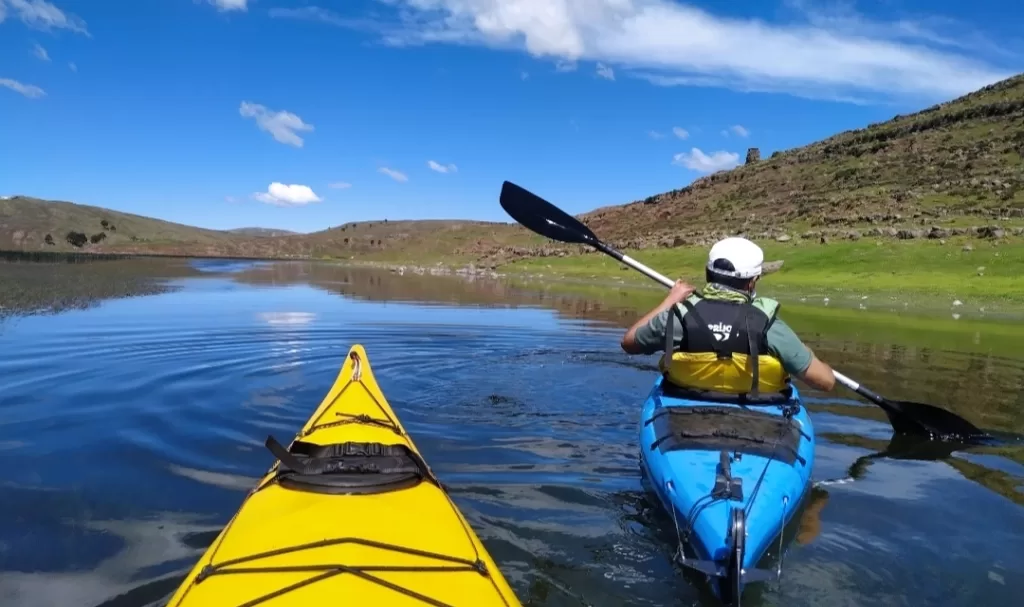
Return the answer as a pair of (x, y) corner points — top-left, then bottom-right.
(502, 237), (1024, 310)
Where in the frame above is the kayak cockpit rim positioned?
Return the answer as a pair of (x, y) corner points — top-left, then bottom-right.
(264, 435), (439, 495)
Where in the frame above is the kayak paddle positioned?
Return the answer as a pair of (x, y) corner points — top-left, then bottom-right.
(498, 180), (991, 443)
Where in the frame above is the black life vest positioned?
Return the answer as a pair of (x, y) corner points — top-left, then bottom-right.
(659, 293), (793, 403)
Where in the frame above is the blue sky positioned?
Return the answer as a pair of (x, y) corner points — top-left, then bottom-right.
(1, 0), (1021, 233)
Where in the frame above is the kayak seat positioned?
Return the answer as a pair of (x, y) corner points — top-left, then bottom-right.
(660, 381), (793, 405)
(264, 435), (434, 495)
(645, 405), (805, 466)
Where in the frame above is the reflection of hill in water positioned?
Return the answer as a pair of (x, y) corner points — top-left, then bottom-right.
(232, 261), (643, 328)
(232, 262), (1024, 436)
(0, 257), (202, 319)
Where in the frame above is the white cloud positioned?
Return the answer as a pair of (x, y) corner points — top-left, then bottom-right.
(225, 195), (238, 203)
(595, 62), (614, 80)
(730, 124), (749, 137)
(554, 59), (577, 72)
(3, 0), (89, 35)
(0, 77), (45, 98)
(239, 101), (314, 147)
(672, 126), (689, 139)
(328, 181), (352, 189)
(378, 167), (408, 182)
(268, 6), (377, 30)
(427, 160), (457, 174)
(68, 61), (76, 72)
(520, 70), (529, 80)
(207, 0), (248, 11)
(252, 183), (322, 206)
(648, 130), (665, 139)
(32, 42), (49, 61)
(672, 148), (740, 173)
(309, 0), (1014, 103)
(781, 0), (1015, 59)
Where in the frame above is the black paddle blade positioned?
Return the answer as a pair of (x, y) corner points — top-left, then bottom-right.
(499, 181), (597, 246)
(885, 399), (990, 442)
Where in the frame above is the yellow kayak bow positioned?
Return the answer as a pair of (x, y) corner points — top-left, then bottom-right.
(167, 344), (522, 607)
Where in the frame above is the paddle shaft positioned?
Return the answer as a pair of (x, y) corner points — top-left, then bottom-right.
(596, 241), (676, 289)
(831, 370), (885, 404)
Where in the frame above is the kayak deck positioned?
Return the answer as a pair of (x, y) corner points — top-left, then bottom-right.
(167, 344), (521, 607)
(639, 376), (814, 604)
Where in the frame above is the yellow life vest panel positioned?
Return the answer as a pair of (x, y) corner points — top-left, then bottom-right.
(659, 294), (791, 399)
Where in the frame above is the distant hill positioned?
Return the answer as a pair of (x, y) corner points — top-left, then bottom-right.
(227, 227), (301, 237)
(0, 196), (244, 251)
(273, 219), (536, 263)
(2, 72), (1022, 263)
(0, 195), (532, 261)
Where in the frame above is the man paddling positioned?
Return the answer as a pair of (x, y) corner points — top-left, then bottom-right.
(620, 236), (836, 396)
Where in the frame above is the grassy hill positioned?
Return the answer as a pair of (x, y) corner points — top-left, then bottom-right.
(0, 196), (243, 251)
(0, 196), (312, 257)
(0, 195), (536, 260)
(2, 73), (1024, 266)
(273, 219), (538, 263)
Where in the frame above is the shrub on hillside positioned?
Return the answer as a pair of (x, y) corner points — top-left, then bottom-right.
(66, 231), (88, 247)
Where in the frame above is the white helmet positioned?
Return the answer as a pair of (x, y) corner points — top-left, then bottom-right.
(707, 237), (764, 279)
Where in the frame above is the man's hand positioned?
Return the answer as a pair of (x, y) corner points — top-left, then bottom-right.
(664, 280), (696, 305)
(621, 279), (695, 354)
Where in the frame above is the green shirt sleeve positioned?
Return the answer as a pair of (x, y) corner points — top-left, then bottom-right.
(765, 317), (813, 375)
(631, 307), (685, 355)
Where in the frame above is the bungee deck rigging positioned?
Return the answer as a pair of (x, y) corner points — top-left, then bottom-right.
(166, 345), (523, 607)
(189, 536), (495, 607)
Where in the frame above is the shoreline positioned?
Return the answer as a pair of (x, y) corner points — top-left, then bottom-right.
(329, 257), (1024, 324)
(4, 237), (1023, 322)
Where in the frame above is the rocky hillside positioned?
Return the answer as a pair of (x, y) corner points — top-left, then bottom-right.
(568, 73), (1024, 251)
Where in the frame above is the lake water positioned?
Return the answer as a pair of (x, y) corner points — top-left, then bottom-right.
(1, 259), (1022, 607)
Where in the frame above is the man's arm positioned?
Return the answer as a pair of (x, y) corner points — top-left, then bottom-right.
(794, 353), (836, 392)
(766, 318), (836, 392)
(621, 280), (695, 354)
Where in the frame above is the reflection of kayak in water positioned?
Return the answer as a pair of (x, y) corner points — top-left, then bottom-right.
(798, 429), (1024, 548)
(816, 431), (1024, 507)
(167, 344), (522, 607)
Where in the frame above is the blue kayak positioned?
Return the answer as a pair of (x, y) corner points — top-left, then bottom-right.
(638, 375), (815, 605)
